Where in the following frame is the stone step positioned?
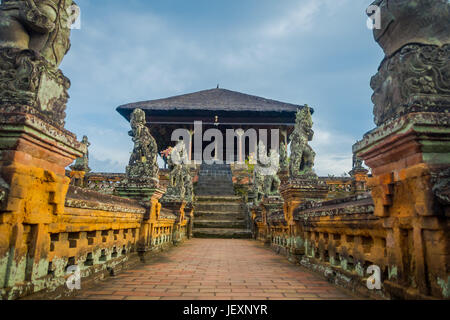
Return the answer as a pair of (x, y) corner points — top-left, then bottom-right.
(194, 211), (245, 220)
(193, 228), (252, 239)
(194, 220), (246, 229)
(195, 163), (235, 196)
(194, 203), (244, 212)
(195, 195), (242, 202)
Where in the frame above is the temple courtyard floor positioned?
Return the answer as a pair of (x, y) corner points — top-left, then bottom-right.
(72, 239), (357, 300)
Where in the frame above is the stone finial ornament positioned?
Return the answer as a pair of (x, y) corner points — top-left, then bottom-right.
(162, 140), (190, 202)
(0, 0), (79, 127)
(251, 141), (282, 205)
(352, 153), (363, 170)
(289, 107), (316, 178)
(182, 166), (194, 203)
(369, 0), (450, 58)
(0, 0), (79, 68)
(71, 135), (91, 172)
(279, 142), (288, 172)
(368, 0), (450, 126)
(126, 108), (159, 182)
(262, 149), (281, 197)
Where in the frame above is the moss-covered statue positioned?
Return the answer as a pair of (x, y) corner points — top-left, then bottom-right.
(289, 107), (316, 178)
(368, 0), (450, 125)
(126, 109), (159, 183)
(71, 135), (91, 172)
(162, 140), (190, 202)
(0, 0), (79, 126)
(279, 141), (288, 172)
(251, 141), (281, 205)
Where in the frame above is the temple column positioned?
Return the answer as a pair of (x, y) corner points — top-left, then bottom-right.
(236, 129), (245, 165)
(188, 129), (193, 164)
(353, 1), (450, 299)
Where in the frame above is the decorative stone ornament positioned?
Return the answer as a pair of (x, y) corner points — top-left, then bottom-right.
(126, 108), (159, 183)
(0, 0), (80, 127)
(289, 107), (317, 179)
(71, 135), (91, 173)
(368, 0), (450, 126)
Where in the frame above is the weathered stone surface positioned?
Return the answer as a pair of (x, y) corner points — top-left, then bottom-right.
(125, 108), (159, 183)
(0, 0), (79, 68)
(368, 1), (450, 126)
(371, 44), (450, 126)
(70, 136), (91, 173)
(193, 195), (251, 239)
(161, 141), (190, 202)
(0, 0), (79, 128)
(368, 0), (450, 58)
(289, 106), (316, 178)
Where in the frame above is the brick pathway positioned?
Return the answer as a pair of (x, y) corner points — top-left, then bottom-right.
(74, 239), (355, 300)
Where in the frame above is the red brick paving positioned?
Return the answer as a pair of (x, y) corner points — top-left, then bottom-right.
(74, 239), (355, 300)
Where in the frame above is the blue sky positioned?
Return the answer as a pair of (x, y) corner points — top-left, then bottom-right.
(61, 0), (384, 176)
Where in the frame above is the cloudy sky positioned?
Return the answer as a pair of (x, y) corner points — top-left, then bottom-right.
(61, 0), (384, 176)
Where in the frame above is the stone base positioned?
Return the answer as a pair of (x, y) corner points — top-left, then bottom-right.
(114, 181), (162, 202)
(0, 48), (71, 128)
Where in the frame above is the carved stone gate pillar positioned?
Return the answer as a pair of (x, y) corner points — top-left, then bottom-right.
(354, 0), (449, 299)
(280, 178), (328, 260)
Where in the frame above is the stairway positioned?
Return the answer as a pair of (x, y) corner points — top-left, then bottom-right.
(193, 163), (251, 239)
(195, 163), (235, 196)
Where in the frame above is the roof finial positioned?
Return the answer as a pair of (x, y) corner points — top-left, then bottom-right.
(217, 84), (219, 89)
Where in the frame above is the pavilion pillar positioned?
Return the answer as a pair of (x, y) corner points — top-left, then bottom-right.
(188, 129), (193, 163)
(236, 129), (245, 165)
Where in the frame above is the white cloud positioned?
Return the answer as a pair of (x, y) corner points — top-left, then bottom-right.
(264, 1), (320, 38)
(310, 126), (356, 176)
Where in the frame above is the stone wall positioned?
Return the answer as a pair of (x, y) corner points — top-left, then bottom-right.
(0, 177), (191, 300)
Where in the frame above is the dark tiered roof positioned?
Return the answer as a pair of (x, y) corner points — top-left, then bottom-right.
(117, 88), (307, 117)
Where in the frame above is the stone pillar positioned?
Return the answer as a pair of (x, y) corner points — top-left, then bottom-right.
(261, 196), (284, 246)
(0, 75), (84, 299)
(236, 129), (245, 165)
(0, 0), (84, 298)
(280, 178), (328, 260)
(184, 203), (194, 239)
(138, 188), (164, 257)
(160, 200), (187, 245)
(353, 0), (450, 299)
(354, 113), (449, 299)
(188, 129), (194, 164)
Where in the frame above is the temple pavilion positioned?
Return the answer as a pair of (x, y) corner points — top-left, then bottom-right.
(116, 87), (310, 163)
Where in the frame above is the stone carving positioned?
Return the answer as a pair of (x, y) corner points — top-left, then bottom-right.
(279, 142), (288, 172)
(0, 0), (79, 127)
(251, 141), (281, 204)
(71, 135), (91, 172)
(0, 177), (10, 207)
(368, 0), (450, 58)
(126, 108), (159, 183)
(289, 107), (316, 178)
(352, 153), (363, 170)
(251, 165), (264, 205)
(262, 149), (281, 197)
(433, 168), (450, 205)
(162, 141), (189, 201)
(368, 1), (450, 126)
(182, 166), (194, 203)
(371, 44), (450, 126)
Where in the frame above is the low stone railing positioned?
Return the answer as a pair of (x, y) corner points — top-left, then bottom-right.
(0, 183), (191, 300)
